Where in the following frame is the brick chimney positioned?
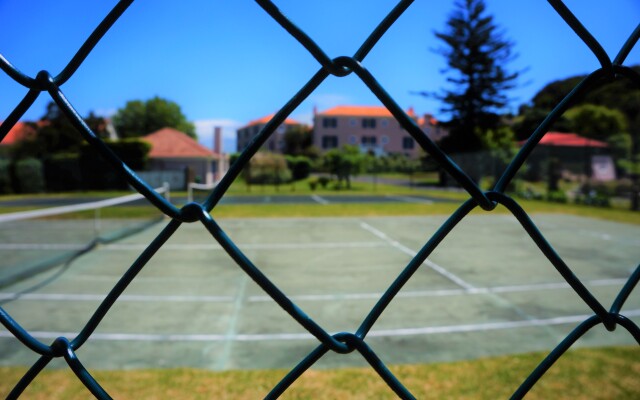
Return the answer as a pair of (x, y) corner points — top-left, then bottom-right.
(213, 126), (222, 154)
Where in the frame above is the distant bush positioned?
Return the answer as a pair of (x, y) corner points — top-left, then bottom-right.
(308, 177), (318, 191)
(80, 139), (151, 190)
(318, 176), (331, 189)
(244, 152), (292, 185)
(575, 183), (611, 207)
(0, 159), (12, 194)
(546, 190), (568, 204)
(45, 153), (82, 192)
(14, 158), (44, 193)
(285, 156), (312, 181)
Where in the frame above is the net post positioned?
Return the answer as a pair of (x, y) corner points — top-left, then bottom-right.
(162, 181), (170, 203)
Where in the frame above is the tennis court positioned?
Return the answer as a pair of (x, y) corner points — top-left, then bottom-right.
(1, 211), (638, 371)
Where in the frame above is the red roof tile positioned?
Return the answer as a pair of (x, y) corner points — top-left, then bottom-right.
(522, 132), (608, 148)
(318, 105), (417, 118)
(0, 121), (36, 145)
(144, 128), (217, 158)
(245, 114), (302, 127)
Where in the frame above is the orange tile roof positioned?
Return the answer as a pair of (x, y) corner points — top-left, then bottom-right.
(144, 127), (217, 158)
(245, 114), (302, 127)
(0, 121), (36, 145)
(520, 132), (608, 148)
(318, 105), (417, 118)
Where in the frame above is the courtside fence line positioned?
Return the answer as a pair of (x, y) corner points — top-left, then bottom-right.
(0, 1), (638, 398)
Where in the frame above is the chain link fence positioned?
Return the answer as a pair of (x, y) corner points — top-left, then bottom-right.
(1, 0), (639, 398)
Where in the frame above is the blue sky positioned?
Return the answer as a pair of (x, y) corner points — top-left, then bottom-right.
(1, 1), (639, 152)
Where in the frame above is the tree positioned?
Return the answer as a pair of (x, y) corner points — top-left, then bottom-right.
(112, 96), (196, 139)
(564, 104), (628, 141)
(282, 126), (313, 157)
(425, 0), (520, 153)
(322, 145), (365, 189)
(12, 102), (106, 160)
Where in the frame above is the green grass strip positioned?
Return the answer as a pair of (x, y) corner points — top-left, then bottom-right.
(1, 346), (638, 399)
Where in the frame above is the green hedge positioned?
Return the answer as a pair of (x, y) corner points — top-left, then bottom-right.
(14, 158), (44, 193)
(0, 159), (12, 194)
(44, 153), (82, 192)
(79, 139), (151, 190)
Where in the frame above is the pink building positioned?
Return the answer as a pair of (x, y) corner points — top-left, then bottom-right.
(312, 105), (448, 158)
(236, 114), (308, 153)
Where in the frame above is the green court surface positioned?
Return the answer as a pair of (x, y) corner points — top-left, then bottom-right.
(0, 214), (638, 371)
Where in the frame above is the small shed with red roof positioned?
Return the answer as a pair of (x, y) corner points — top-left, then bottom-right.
(143, 127), (225, 188)
(522, 132), (614, 181)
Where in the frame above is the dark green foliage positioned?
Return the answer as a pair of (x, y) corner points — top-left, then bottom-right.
(546, 190), (568, 204)
(44, 153), (82, 192)
(229, 153), (241, 166)
(285, 155), (312, 181)
(575, 183), (611, 207)
(321, 145), (365, 189)
(0, 159), (12, 194)
(13, 157), (44, 193)
(79, 139), (151, 190)
(564, 104), (628, 140)
(282, 126), (314, 157)
(243, 152), (292, 186)
(112, 96), (196, 139)
(425, 0), (520, 153)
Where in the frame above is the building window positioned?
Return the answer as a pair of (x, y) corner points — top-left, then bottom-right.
(361, 136), (377, 146)
(402, 136), (415, 149)
(381, 135), (389, 145)
(277, 125), (286, 134)
(323, 117), (337, 128)
(381, 119), (389, 128)
(322, 135), (338, 149)
(348, 135), (357, 145)
(362, 118), (376, 129)
(349, 118), (357, 127)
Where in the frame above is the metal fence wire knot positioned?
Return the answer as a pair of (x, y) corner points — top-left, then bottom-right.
(1, 0), (639, 399)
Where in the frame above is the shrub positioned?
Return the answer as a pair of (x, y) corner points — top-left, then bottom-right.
(546, 190), (568, 204)
(308, 178), (318, 191)
(79, 139), (151, 190)
(285, 156), (312, 181)
(318, 176), (331, 188)
(243, 152), (292, 185)
(0, 159), (12, 194)
(45, 153), (82, 191)
(14, 157), (44, 193)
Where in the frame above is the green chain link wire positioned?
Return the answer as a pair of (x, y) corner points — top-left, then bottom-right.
(1, 1), (639, 398)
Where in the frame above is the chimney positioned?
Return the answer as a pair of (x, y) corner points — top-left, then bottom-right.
(213, 126), (222, 154)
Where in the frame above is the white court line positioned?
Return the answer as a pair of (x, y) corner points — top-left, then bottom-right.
(3, 278), (628, 303)
(385, 195), (433, 204)
(310, 194), (329, 205)
(102, 241), (380, 251)
(247, 278), (630, 302)
(359, 221), (476, 291)
(0, 293), (233, 303)
(0, 242), (382, 251)
(0, 243), (87, 250)
(2, 309), (638, 342)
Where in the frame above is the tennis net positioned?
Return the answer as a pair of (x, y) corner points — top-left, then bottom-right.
(187, 181), (217, 203)
(0, 184), (169, 289)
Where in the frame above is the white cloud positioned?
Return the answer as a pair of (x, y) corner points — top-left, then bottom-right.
(194, 119), (241, 153)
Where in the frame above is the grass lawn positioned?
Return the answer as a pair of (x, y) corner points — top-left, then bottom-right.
(1, 192), (639, 225)
(1, 346), (638, 399)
